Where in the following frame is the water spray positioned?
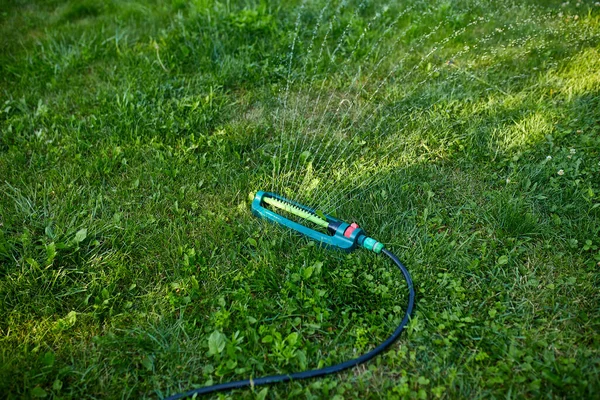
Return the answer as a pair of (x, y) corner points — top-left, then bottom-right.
(166, 192), (414, 399)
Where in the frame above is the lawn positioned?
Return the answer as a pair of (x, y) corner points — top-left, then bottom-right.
(1, 0), (599, 398)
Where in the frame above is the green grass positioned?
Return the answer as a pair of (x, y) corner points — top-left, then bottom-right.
(1, 0), (599, 398)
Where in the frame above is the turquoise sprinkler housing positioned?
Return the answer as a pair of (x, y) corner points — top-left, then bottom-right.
(251, 191), (384, 254)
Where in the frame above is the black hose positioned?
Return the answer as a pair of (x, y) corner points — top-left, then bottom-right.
(164, 248), (415, 399)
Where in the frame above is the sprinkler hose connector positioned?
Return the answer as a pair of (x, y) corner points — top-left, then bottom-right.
(360, 236), (385, 254)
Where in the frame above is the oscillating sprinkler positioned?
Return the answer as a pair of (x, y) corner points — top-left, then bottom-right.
(166, 191), (415, 399)
(252, 191), (385, 254)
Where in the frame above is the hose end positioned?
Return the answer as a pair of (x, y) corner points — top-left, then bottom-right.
(361, 236), (384, 254)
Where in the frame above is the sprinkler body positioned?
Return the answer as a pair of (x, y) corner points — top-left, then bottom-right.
(252, 191), (384, 253)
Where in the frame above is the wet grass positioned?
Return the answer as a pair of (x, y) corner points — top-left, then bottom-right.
(1, 0), (599, 399)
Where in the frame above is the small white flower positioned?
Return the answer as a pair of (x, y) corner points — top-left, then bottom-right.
(570, 148), (576, 154)
(506, 178), (511, 184)
(546, 155), (552, 161)
(558, 169), (565, 176)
